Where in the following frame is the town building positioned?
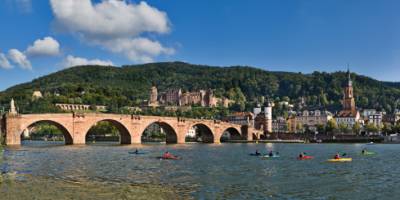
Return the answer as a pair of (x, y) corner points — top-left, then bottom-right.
(383, 110), (400, 124)
(161, 89), (182, 106)
(221, 97), (234, 108)
(150, 86), (231, 108)
(272, 117), (288, 133)
(55, 104), (107, 112)
(361, 109), (383, 128)
(362, 109), (377, 119)
(335, 70), (360, 130)
(254, 103), (273, 134)
(32, 91), (43, 100)
(224, 112), (254, 127)
(295, 110), (333, 133)
(122, 106), (142, 113)
(287, 115), (297, 133)
(148, 86), (159, 107)
(367, 112), (383, 128)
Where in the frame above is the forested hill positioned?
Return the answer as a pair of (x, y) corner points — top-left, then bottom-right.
(1, 61), (400, 113)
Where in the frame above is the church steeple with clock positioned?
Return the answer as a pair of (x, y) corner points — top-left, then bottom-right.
(342, 69), (356, 113)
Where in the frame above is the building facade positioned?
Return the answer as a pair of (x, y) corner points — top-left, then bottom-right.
(272, 117), (288, 133)
(224, 112), (254, 127)
(296, 110), (333, 132)
(148, 86), (159, 107)
(151, 86), (230, 108)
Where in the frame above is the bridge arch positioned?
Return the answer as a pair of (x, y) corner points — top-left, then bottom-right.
(21, 120), (73, 145)
(141, 121), (178, 143)
(85, 119), (132, 144)
(186, 123), (214, 143)
(220, 127), (242, 142)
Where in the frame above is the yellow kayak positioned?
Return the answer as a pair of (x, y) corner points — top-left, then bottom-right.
(327, 158), (352, 162)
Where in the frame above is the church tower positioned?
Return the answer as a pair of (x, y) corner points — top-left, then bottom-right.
(343, 69), (356, 113)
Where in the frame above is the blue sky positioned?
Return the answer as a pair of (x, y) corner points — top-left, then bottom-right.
(1, 0), (400, 91)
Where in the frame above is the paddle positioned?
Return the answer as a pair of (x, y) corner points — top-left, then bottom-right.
(342, 153), (347, 157)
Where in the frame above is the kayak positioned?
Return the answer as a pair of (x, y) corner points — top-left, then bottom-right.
(128, 152), (146, 155)
(158, 156), (181, 160)
(361, 151), (376, 155)
(263, 155), (280, 158)
(249, 153), (263, 156)
(327, 158), (352, 162)
(298, 155), (314, 160)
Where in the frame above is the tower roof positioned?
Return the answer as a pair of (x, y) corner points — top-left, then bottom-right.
(347, 67), (352, 87)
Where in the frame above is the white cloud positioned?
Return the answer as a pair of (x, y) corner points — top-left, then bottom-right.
(26, 37), (60, 56)
(50, 0), (174, 63)
(103, 37), (175, 63)
(8, 49), (31, 70)
(0, 53), (13, 69)
(62, 55), (114, 68)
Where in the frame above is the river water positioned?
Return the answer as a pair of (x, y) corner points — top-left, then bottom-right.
(1, 142), (400, 200)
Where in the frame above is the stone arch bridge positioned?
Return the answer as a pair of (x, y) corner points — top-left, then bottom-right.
(4, 113), (255, 145)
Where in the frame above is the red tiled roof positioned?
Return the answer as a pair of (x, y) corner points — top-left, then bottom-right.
(336, 110), (357, 118)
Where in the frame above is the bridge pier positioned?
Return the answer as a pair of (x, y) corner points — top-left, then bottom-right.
(131, 134), (141, 144)
(177, 136), (185, 144)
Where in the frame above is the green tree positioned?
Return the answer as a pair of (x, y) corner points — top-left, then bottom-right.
(326, 119), (338, 135)
(296, 123), (303, 134)
(338, 123), (347, 134)
(352, 122), (361, 135)
(382, 123), (392, 135)
(316, 124), (325, 134)
(365, 123), (379, 135)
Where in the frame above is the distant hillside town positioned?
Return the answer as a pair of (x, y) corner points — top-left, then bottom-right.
(223, 70), (400, 138)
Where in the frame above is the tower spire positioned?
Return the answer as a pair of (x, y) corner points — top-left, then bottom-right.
(347, 64), (352, 87)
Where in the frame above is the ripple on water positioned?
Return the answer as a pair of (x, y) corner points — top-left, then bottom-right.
(2, 142), (400, 199)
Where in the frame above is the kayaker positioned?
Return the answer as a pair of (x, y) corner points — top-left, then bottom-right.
(255, 149), (261, 156)
(163, 151), (173, 159)
(361, 149), (366, 154)
(299, 152), (304, 159)
(334, 153), (340, 159)
(162, 151), (178, 159)
(134, 149), (139, 154)
(269, 151), (273, 157)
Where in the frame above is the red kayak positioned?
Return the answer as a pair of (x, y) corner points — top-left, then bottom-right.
(159, 155), (180, 160)
(298, 155), (314, 160)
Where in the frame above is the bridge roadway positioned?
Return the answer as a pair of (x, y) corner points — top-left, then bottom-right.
(4, 113), (254, 145)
